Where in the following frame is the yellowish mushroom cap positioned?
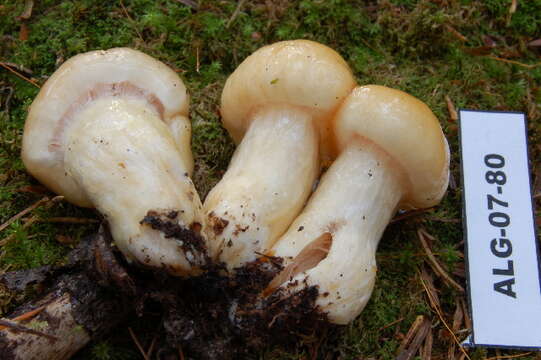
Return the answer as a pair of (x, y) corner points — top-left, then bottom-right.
(333, 85), (450, 209)
(220, 40), (357, 159)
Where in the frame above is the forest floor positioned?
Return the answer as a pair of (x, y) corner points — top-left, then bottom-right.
(1, 0), (540, 359)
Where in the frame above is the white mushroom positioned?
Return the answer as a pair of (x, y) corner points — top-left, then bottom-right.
(269, 85), (450, 324)
(203, 40), (356, 270)
(22, 48), (205, 276)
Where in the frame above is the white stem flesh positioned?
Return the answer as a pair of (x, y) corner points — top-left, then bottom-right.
(203, 106), (319, 269)
(271, 143), (405, 324)
(63, 97), (204, 276)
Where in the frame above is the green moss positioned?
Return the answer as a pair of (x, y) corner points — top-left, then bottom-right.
(1, 221), (67, 269)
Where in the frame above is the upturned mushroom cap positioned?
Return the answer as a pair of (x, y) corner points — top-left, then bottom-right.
(22, 48), (191, 207)
(333, 85), (450, 209)
(220, 39), (356, 157)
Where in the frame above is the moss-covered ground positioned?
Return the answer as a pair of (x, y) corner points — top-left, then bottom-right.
(1, 0), (540, 359)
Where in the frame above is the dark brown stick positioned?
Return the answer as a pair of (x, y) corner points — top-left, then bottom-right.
(397, 317), (431, 360)
(418, 228), (465, 292)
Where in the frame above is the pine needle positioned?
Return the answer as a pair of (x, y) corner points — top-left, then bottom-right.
(0, 62), (40, 88)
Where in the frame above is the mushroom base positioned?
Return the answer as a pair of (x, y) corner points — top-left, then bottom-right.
(139, 209), (207, 275)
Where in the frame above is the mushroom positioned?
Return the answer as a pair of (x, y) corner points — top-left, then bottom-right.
(203, 40), (356, 270)
(268, 85), (450, 324)
(21, 48), (205, 276)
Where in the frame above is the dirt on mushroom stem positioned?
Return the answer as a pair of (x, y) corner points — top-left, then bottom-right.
(139, 209), (208, 273)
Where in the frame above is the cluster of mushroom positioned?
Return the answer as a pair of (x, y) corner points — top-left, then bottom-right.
(204, 40), (449, 324)
(22, 41), (449, 325)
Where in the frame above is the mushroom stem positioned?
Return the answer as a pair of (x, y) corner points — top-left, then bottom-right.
(22, 48), (204, 276)
(64, 97), (205, 275)
(208, 40), (357, 270)
(271, 142), (406, 324)
(203, 105), (318, 269)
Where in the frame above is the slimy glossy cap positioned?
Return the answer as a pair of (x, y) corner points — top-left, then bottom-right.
(220, 40), (356, 156)
(333, 85), (450, 209)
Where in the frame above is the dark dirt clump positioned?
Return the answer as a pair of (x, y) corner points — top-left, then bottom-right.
(140, 210), (208, 266)
(207, 211), (229, 236)
(135, 255), (334, 360)
(0, 265), (55, 292)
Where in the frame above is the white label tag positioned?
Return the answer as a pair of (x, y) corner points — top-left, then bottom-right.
(459, 110), (541, 349)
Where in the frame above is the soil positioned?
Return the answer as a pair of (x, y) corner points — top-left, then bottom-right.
(1, 226), (336, 359)
(151, 259), (332, 359)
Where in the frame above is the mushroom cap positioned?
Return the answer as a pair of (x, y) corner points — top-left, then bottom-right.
(333, 85), (450, 209)
(22, 48), (190, 207)
(220, 40), (356, 157)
